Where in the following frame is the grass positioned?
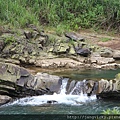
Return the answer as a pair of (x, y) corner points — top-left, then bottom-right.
(4, 36), (16, 45)
(100, 37), (112, 42)
(0, 0), (119, 32)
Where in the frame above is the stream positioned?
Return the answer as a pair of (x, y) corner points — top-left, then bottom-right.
(0, 68), (120, 119)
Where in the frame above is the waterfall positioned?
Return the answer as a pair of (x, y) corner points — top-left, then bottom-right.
(59, 78), (69, 95)
(4, 79), (96, 106)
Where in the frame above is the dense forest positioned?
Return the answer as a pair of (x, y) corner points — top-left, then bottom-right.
(0, 0), (120, 32)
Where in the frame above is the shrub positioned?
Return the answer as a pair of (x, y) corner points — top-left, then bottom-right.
(102, 108), (120, 114)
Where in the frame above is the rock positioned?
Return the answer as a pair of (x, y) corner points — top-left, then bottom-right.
(0, 62), (20, 82)
(114, 73), (120, 90)
(0, 95), (11, 105)
(100, 48), (113, 57)
(113, 50), (120, 60)
(98, 91), (120, 100)
(35, 58), (84, 68)
(91, 52), (101, 57)
(85, 80), (95, 95)
(67, 80), (76, 94)
(24, 31), (33, 39)
(0, 62), (60, 98)
(0, 62), (35, 87)
(52, 43), (70, 55)
(47, 100), (58, 104)
(70, 81), (87, 95)
(91, 63), (102, 69)
(97, 79), (120, 99)
(101, 63), (120, 69)
(76, 48), (91, 57)
(0, 32), (46, 64)
(0, 58), (20, 65)
(73, 44), (91, 57)
(89, 45), (99, 52)
(0, 39), (5, 52)
(65, 32), (85, 41)
(69, 46), (76, 54)
(115, 73), (120, 80)
(34, 72), (62, 93)
(97, 79), (110, 94)
(97, 57), (115, 65)
(90, 57), (115, 65)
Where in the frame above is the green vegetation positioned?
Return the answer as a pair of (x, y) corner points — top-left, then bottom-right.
(100, 37), (111, 42)
(4, 36), (16, 45)
(102, 108), (120, 114)
(0, 0), (120, 32)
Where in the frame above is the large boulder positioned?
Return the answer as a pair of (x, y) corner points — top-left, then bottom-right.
(34, 72), (62, 93)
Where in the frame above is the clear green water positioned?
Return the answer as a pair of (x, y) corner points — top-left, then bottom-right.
(53, 69), (120, 80)
(0, 100), (120, 114)
(0, 68), (120, 119)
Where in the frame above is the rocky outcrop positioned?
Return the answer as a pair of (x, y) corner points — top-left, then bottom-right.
(0, 28), (120, 70)
(0, 30), (47, 64)
(0, 62), (120, 105)
(0, 62), (35, 97)
(0, 62), (62, 104)
(35, 58), (84, 68)
(96, 73), (120, 99)
(65, 73), (120, 100)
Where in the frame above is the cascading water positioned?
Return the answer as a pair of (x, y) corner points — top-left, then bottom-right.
(5, 78), (96, 107)
(1, 69), (120, 115)
(59, 78), (69, 95)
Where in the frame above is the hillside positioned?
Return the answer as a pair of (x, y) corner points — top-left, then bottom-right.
(0, 0), (120, 33)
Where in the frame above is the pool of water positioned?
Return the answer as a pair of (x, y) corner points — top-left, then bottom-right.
(26, 66), (120, 80)
(52, 69), (120, 80)
(0, 68), (120, 119)
(0, 99), (120, 114)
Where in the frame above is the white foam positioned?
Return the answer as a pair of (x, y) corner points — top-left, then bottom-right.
(7, 93), (96, 106)
(6, 78), (96, 106)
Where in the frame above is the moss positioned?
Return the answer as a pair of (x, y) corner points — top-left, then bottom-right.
(115, 73), (120, 80)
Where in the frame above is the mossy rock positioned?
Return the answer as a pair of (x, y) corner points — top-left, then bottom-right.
(115, 73), (120, 80)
